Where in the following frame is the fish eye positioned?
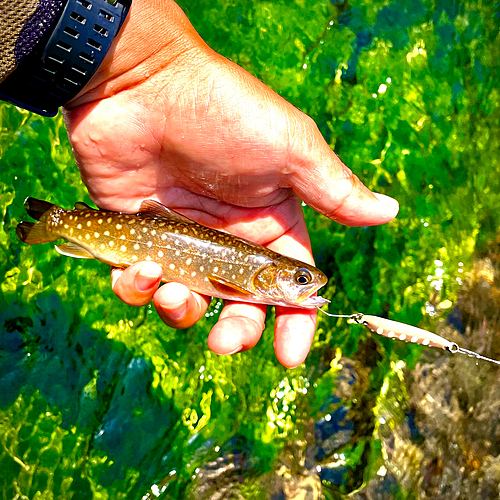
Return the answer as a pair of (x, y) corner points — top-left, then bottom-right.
(295, 268), (312, 285)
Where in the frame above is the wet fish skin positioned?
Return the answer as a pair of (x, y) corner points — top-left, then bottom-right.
(16, 197), (329, 308)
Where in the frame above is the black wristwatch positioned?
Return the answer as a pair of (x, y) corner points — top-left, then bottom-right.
(0, 0), (131, 117)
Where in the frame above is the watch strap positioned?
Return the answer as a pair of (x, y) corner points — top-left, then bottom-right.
(0, 0), (131, 117)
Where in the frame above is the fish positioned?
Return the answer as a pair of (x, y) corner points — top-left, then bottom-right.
(16, 197), (329, 308)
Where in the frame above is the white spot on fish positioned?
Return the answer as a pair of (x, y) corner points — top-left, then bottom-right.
(388, 331), (395, 338)
(116, 224), (122, 230)
(77, 224), (82, 229)
(78, 235), (82, 240)
(104, 231), (110, 236)
(100, 244), (105, 250)
(377, 327), (384, 334)
(130, 229), (135, 235)
(85, 234), (90, 240)
(69, 215), (73, 220)
(94, 232), (100, 237)
(213, 266), (219, 273)
(169, 264), (175, 270)
(399, 333), (407, 341)
(87, 221), (91, 227)
(239, 268), (244, 274)
(158, 251), (164, 257)
(143, 227), (148, 233)
(145, 256), (152, 261)
(175, 240), (180, 245)
(137, 235), (142, 240)
(131, 255), (138, 262)
(191, 271), (196, 277)
(180, 269), (185, 276)
(175, 250), (180, 256)
(120, 245), (127, 252)
(134, 244), (140, 250)
(186, 258), (192, 265)
(161, 234), (167, 240)
(232, 274), (236, 280)
(200, 266), (204, 272)
(147, 241), (153, 247)
(411, 336), (418, 343)
(109, 241), (114, 247)
(64, 224), (69, 229)
(120, 235), (125, 240)
(151, 230), (156, 236)
(107, 217), (112, 223)
(85, 213), (91, 218)
(422, 338), (430, 346)
(98, 219), (103, 224)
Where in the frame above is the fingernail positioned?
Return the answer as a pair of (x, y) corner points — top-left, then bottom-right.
(225, 346), (242, 355)
(166, 301), (188, 321)
(111, 269), (121, 288)
(135, 271), (161, 292)
(373, 192), (400, 212)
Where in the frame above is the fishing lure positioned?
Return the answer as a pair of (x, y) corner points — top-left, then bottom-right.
(317, 308), (500, 366)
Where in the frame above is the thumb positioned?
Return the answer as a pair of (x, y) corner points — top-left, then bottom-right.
(288, 127), (399, 226)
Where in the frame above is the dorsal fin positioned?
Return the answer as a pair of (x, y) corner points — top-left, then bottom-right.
(138, 199), (195, 224)
(74, 202), (94, 210)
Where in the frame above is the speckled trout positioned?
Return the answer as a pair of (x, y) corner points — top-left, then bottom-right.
(16, 198), (329, 308)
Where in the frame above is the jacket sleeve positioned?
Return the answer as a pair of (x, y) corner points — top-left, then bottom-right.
(0, 0), (66, 83)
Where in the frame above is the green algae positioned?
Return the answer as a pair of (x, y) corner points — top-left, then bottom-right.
(1, 0), (500, 498)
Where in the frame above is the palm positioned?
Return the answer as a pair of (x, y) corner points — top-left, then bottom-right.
(64, 54), (320, 367)
(64, 47), (396, 367)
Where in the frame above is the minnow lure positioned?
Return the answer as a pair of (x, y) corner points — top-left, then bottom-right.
(317, 309), (500, 366)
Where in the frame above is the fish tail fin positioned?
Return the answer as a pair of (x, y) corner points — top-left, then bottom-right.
(24, 197), (56, 222)
(16, 198), (60, 244)
(16, 221), (58, 244)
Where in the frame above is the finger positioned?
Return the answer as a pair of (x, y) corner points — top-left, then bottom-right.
(153, 282), (211, 329)
(111, 262), (162, 306)
(274, 308), (317, 368)
(288, 120), (399, 226)
(207, 302), (267, 355)
(266, 214), (319, 368)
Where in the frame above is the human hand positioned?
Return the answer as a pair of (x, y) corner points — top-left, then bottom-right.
(63, 0), (398, 367)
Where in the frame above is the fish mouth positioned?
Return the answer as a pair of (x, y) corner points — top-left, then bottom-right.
(298, 295), (331, 308)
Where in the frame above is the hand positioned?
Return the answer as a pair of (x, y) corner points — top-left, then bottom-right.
(63, 0), (398, 367)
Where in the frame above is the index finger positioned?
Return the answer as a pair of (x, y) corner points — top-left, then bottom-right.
(265, 211), (323, 368)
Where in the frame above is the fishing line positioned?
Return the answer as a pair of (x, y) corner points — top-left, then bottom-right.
(316, 307), (500, 367)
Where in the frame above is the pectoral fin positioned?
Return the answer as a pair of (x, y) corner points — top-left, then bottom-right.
(55, 243), (95, 259)
(207, 275), (253, 298)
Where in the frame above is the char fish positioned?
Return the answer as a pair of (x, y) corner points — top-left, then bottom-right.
(16, 198), (329, 308)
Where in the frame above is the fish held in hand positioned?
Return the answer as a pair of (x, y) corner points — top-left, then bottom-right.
(16, 197), (329, 308)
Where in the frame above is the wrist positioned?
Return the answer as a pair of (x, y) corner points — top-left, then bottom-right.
(64, 0), (206, 109)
